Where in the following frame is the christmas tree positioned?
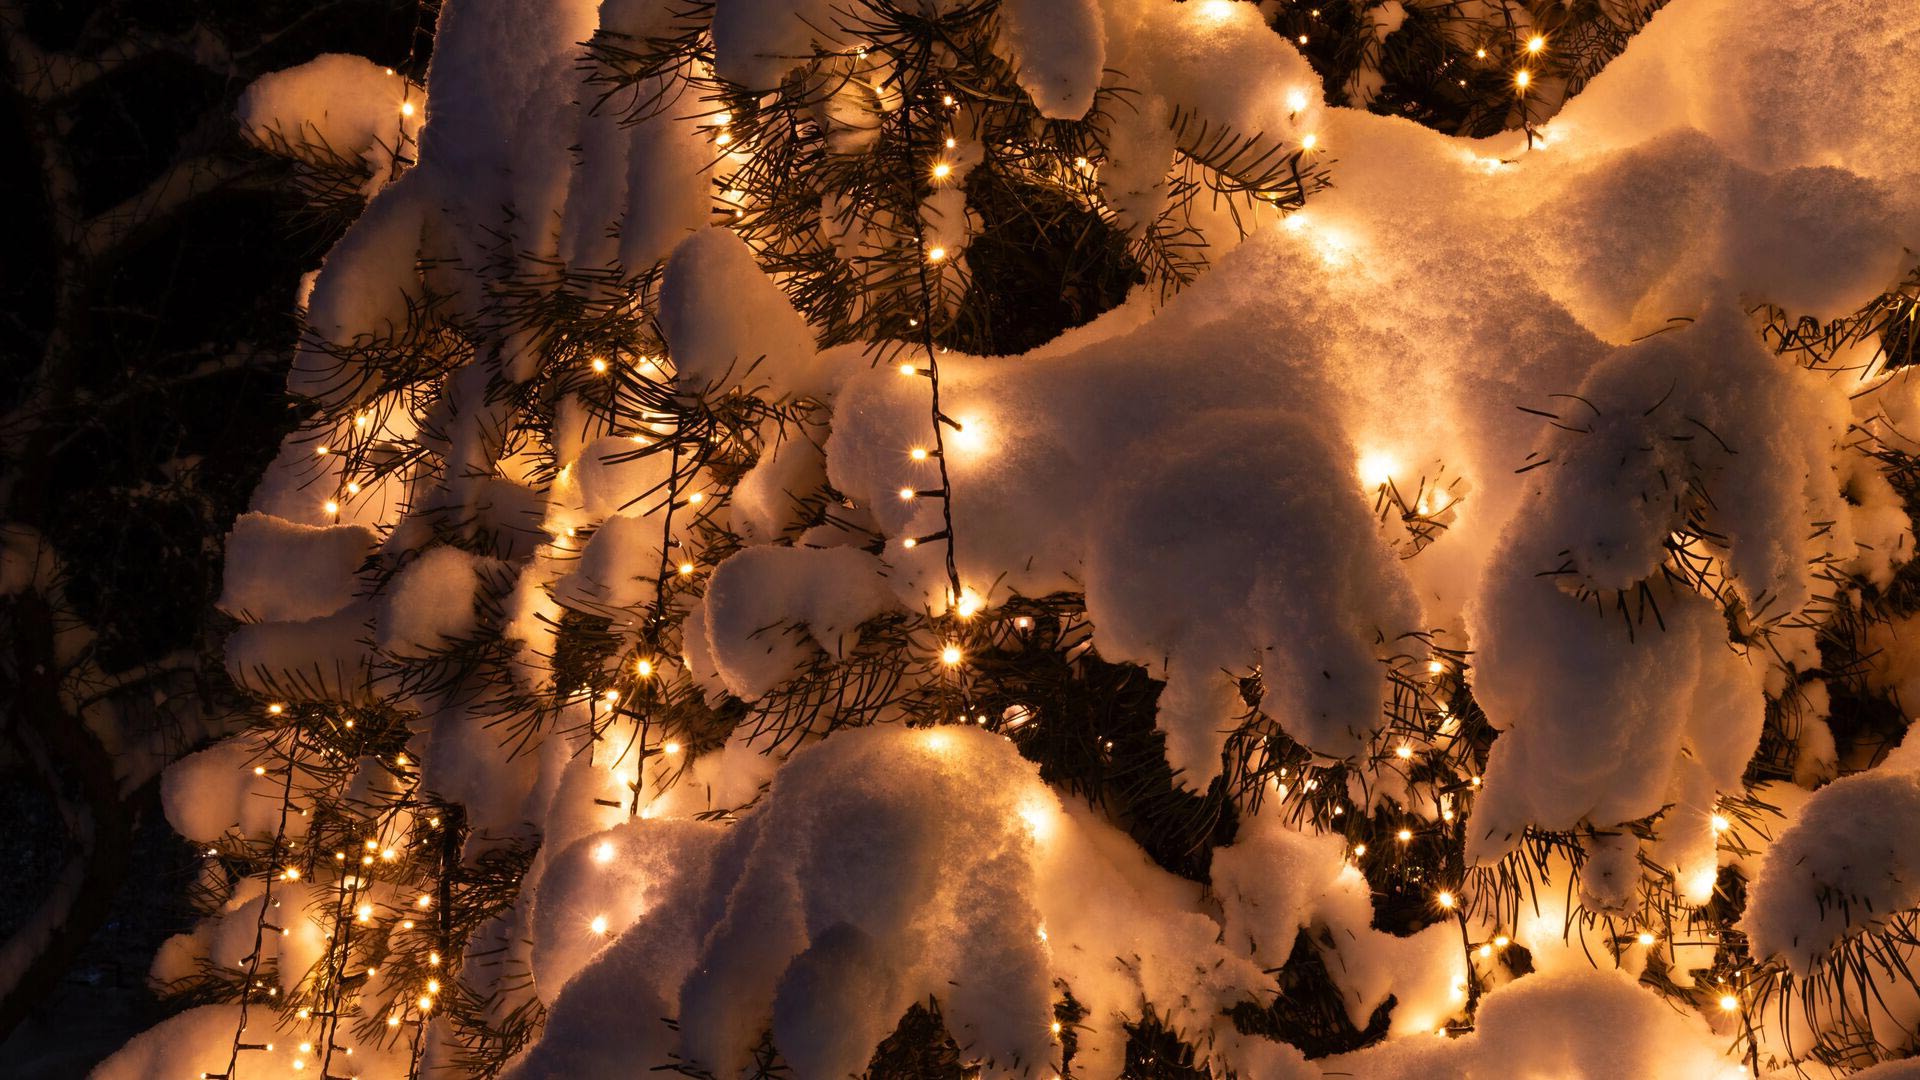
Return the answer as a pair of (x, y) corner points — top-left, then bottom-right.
(83, 0), (1920, 1076)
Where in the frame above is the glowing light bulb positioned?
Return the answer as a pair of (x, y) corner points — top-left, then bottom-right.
(1710, 813), (1731, 833)
(687, 491), (704, 505)
(1395, 744), (1414, 760)
(1301, 133), (1318, 150)
(267, 703), (285, 715)
(1352, 843), (1367, 857)
(345, 481), (361, 495)
(902, 537), (918, 549)
(932, 162), (953, 180)
(1493, 935), (1510, 948)
(940, 644), (963, 667)
(1435, 890), (1456, 909)
(1718, 994), (1739, 1012)
(1396, 828), (1414, 842)
(324, 500), (340, 515)
(1050, 1020), (1064, 1036)
(594, 841), (615, 864)
(945, 137), (957, 149)
(955, 588), (983, 618)
(1636, 931), (1656, 946)
(591, 357), (608, 373)
(899, 362), (917, 376)
(1477, 944), (1492, 958)
(941, 94), (955, 107)
(254, 765), (267, 776)
(636, 658), (654, 678)
(316, 445), (330, 456)
(400, 101), (416, 117)
(714, 131), (731, 146)
(1526, 35), (1545, 54)
(899, 487), (916, 501)
(1287, 89), (1309, 113)
(927, 246), (947, 263)
(356, 904), (373, 921)
(590, 915), (609, 935)
(1475, 47), (1487, 59)
(663, 741), (682, 754)
(1356, 452), (1397, 487)
(910, 447), (929, 461)
(418, 996), (434, 1011)
(1515, 69), (1531, 90)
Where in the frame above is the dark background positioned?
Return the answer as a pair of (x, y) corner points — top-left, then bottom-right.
(1, 3), (428, 1072)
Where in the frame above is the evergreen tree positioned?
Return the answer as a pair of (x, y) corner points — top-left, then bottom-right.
(86, 0), (1920, 1077)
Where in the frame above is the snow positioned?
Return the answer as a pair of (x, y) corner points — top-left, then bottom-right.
(512, 725), (1279, 1078)
(180, 0), (1920, 1073)
(696, 545), (899, 699)
(994, 0), (1105, 120)
(161, 730), (311, 844)
(658, 228), (828, 400)
(1321, 968), (1749, 1080)
(90, 1002), (406, 1079)
(1743, 757), (1920, 974)
(237, 53), (422, 185)
(378, 544), (491, 655)
(217, 512), (375, 623)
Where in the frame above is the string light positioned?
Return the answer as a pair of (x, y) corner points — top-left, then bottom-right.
(678, 561), (695, 575)
(926, 246), (947, 263)
(1526, 34), (1545, 54)
(400, 101), (416, 117)
(1515, 69), (1532, 90)
(910, 447), (930, 461)
(940, 644), (963, 666)
(590, 915), (609, 935)
(636, 658), (655, 678)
